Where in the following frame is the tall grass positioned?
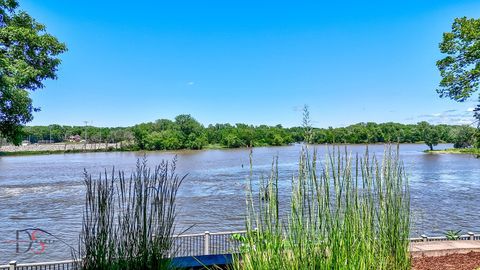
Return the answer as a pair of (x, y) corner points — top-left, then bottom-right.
(234, 146), (410, 270)
(75, 157), (185, 270)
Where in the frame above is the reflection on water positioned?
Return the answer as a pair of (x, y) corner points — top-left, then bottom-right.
(0, 143), (479, 262)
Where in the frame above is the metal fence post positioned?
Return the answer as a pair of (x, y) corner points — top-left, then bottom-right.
(204, 231), (210, 255)
(421, 234), (428, 242)
(9, 261), (16, 270)
(468, 232), (475, 241)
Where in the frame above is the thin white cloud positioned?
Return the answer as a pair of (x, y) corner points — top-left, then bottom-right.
(444, 109), (457, 113)
(187, 81), (195, 86)
(409, 108), (475, 126)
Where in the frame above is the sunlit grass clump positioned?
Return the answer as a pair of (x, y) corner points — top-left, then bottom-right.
(75, 157), (184, 270)
(234, 146), (410, 270)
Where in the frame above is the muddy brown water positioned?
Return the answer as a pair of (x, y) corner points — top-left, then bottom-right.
(0, 144), (479, 263)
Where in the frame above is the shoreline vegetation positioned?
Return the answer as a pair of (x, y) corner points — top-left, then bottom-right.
(0, 147), (130, 156)
(0, 142), (422, 156)
(1, 114), (478, 156)
(1, 142), (478, 157)
(426, 148), (480, 156)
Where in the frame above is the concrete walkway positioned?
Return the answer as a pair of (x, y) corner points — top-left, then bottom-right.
(410, 240), (480, 258)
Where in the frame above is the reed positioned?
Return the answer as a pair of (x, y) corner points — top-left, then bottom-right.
(234, 146), (410, 270)
(74, 156), (185, 270)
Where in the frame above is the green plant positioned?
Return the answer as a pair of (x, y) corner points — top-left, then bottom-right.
(0, 1), (67, 144)
(445, 230), (462, 240)
(233, 146), (411, 270)
(75, 157), (185, 270)
(436, 17), (480, 103)
(231, 233), (249, 253)
(20, 119), (475, 152)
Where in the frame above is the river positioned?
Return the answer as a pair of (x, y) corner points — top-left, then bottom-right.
(0, 143), (479, 263)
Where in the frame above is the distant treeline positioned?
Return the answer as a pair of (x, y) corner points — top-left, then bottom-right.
(21, 125), (133, 144)
(17, 114), (479, 150)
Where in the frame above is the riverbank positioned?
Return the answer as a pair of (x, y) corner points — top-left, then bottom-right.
(426, 148), (480, 156)
(0, 142), (234, 156)
(0, 142), (133, 156)
(1, 142), (455, 157)
(0, 147), (131, 156)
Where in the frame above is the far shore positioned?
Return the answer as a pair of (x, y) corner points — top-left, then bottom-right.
(0, 148), (130, 157)
(0, 141), (456, 157)
(0, 142), (130, 156)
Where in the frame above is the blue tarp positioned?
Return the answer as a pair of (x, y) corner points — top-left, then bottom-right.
(171, 254), (234, 268)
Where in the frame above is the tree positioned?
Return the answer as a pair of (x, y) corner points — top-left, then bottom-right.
(132, 123), (155, 149)
(452, 125), (476, 148)
(417, 121), (440, 151)
(437, 17), (480, 102)
(437, 17), (480, 144)
(174, 114), (206, 149)
(223, 133), (243, 148)
(0, 1), (67, 144)
(474, 97), (480, 128)
(474, 100), (480, 148)
(235, 124), (255, 147)
(144, 130), (182, 150)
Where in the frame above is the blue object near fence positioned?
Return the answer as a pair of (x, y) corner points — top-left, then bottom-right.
(171, 254), (234, 268)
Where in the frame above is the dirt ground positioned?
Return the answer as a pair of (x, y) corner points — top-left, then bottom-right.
(412, 252), (480, 270)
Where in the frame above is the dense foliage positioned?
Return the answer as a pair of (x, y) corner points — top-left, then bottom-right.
(435, 16), (480, 149)
(0, 0), (67, 144)
(132, 117), (477, 150)
(437, 16), (480, 137)
(437, 17), (480, 103)
(17, 115), (478, 151)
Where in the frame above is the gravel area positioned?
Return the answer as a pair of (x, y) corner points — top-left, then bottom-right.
(412, 252), (480, 270)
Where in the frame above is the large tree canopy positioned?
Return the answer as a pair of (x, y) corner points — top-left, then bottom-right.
(437, 17), (480, 102)
(0, 0), (66, 144)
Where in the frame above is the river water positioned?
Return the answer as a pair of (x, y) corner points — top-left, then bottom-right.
(0, 144), (479, 263)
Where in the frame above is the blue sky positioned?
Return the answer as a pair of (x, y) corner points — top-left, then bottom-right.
(21, 0), (480, 128)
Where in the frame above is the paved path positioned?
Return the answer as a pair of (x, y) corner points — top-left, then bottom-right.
(410, 241), (480, 257)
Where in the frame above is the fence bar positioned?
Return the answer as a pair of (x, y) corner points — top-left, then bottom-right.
(8, 261), (16, 270)
(421, 234), (428, 242)
(204, 231), (210, 255)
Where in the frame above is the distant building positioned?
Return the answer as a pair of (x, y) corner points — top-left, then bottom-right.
(68, 135), (82, 142)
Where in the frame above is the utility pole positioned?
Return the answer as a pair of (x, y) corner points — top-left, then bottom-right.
(84, 121), (88, 144)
